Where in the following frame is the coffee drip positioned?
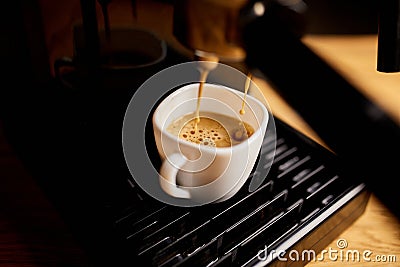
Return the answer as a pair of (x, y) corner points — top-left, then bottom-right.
(239, 72), (252, 115)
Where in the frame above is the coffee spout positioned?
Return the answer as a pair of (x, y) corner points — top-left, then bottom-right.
(173, 0), (248, 62)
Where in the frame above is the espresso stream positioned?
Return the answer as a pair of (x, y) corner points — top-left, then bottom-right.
(195, 69), (209, 125)
(240, 72), (252, 115)
(169, 63), (255, 148)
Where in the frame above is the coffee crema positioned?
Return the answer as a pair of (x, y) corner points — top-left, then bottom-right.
(167, 111), (254, 148)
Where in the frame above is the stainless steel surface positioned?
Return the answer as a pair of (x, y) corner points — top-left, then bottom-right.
(172, 0), (308, 62)
(173, 0), (248, 61)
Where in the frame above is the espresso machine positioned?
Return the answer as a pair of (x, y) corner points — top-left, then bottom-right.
(173, 0), (400, 218)
(70, 0), (399, 219)
(1, 0), (399, 266)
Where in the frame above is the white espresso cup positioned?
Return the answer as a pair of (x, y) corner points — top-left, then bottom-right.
(152, 83), (269, 204)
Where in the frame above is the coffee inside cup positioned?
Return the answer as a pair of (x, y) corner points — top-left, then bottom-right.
(167, 111), (254, 147)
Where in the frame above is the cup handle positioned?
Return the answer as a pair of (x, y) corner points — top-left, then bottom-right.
(159, 153), (191, 199)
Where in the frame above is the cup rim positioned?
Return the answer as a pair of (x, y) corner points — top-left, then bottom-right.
(73, 25), (168, 70)
(100, 27), (168, 70)
(153, 83), (269, 152)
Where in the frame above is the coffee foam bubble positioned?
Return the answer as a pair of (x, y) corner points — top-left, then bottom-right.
(179, 117), (231, 147)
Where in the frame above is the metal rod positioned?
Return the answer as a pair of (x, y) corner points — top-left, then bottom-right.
(377, 0), (400, 72)
(80, 0), (100, 67)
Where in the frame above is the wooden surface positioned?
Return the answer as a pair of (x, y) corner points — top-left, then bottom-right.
(0, 0), (399, 266)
